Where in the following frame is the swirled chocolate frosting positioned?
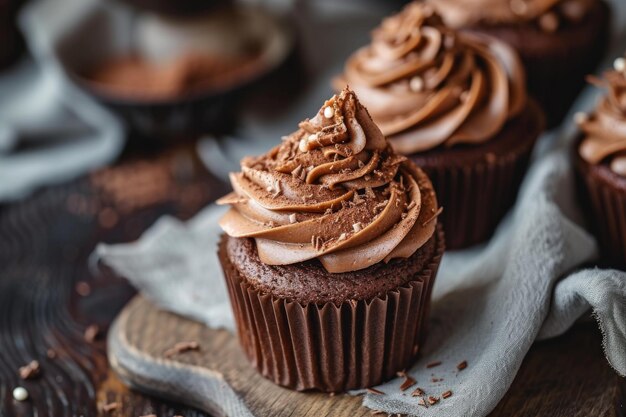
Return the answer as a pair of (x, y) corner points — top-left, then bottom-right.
(217, 88), (440, 273)
(578, 64), (626, 177)
(425, 0), (594, 29)
(336, 3), (527, 154)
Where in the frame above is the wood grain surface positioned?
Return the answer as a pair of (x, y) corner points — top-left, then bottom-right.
(0, 144), (623, 417)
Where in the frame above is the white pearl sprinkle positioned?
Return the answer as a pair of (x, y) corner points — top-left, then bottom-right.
(324, 106), (334, 119)
(574, 112), (588, 124)
(614, 57), (626, 72)
(13, 387), (28, 401)
(409, 76), (424, 92)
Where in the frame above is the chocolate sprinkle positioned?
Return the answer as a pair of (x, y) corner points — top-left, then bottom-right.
(163, 341), (200, 358)
(366, 387), (385, 395)
(398, 372), (416, 391)
(84, 324), (100, 343)
(442, 390), (453, 399)
(426, 360), (442, 368)
(101, 402), (120, 412)
(457, 360), (468, 371)
(18, 360), (40, 380)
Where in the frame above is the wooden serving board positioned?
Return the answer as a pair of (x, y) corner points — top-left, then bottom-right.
(108, 296), (624, 417)
(108, 296), (371, 417)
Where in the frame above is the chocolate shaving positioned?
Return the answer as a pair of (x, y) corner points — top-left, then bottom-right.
(75, 281), (91, 296)
(426, 361), (442, 368)
(102, 402), (120, 412)
(19, 360), (41, 380)
(398, 372), (416, 391)
(84, 324), (100, 343)
(442, 390), (453, 399)
(422, 207), (443, 227)
(163, 341), (200, 358)
(366, 387), (385, 395)
(411, 387), (425, 397)
(457, 360), (468, 371)
(427, 396), (440, 405)
(417, 397), (428, 408)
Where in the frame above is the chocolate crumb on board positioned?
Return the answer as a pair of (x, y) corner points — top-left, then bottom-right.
(417, 397), (428, 408)
(457, 360), (468, 371)
(101, 402), (120, 412)
(397, 371), (416, 391)
(411, 387), (425, 397)
(442, 390), (453, 399)
(84, 324), (100, 343)
(75, 281), (91, 296)
(426, 360), (442, 368)
(18, 360), (41, 380)
(431, 377), (444, 383)
(163, 341), (200, 358)
(366, 387), (385, 395)
(427, 396), (440, 405)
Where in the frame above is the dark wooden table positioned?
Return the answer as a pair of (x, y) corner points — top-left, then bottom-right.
(0, 144), (623, 417)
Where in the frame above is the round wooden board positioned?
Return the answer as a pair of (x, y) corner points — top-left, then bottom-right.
(108, 296), (371, 417)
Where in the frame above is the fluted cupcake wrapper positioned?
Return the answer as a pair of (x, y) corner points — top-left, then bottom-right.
(220, 227), (444, 392)
(575, 149), (626, 269)
(411, 137), (536, 249)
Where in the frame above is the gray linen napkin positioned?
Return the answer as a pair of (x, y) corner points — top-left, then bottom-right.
(0, 0), (124, 201)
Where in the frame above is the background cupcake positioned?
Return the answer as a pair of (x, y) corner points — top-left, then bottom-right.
(425, 0), (610, 127)
(574, 57), (626, 268)
(217, 88), (445, 392)
(336, 3), (544, 249)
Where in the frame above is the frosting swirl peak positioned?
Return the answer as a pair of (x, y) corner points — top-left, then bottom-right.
(218, 88), (440, 273)
(578, 61), (626, 177)
(336, 2), (527, 154)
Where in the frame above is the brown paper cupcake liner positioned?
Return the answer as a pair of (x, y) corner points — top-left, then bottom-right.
(575, 147), (626, 269)
(411, 136), (537, 250)
(219, 227), (444, 392)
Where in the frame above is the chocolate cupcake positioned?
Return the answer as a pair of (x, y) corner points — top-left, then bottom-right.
(425, 0), (610, 127)
(217, 88), (444, 392)
(574, 58), (626, 269)
(336, 3), (544, 249)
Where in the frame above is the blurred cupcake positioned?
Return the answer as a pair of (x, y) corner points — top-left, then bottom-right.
(574, 57), (626, 269)
(336, 3), (544, 249)
(425, 0), (610, 127)
(217, 88), (444, 392)
(74, 3), (292, 137)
